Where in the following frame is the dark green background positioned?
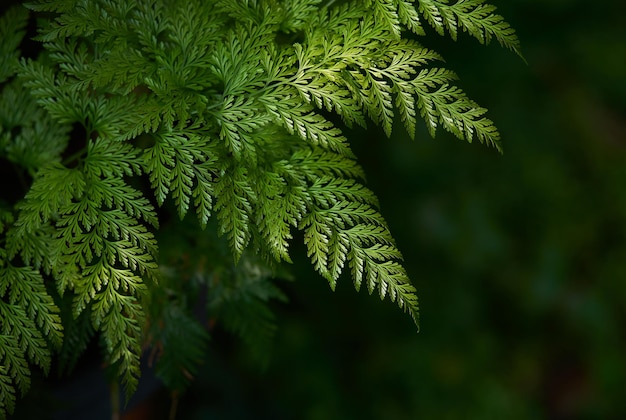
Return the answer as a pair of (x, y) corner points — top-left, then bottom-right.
(180, 1), (626, 419)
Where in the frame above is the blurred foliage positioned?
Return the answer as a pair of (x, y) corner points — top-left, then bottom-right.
(175, 0), (626, 419)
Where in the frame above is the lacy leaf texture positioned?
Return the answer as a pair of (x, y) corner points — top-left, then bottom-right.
(0, 0), (519, 415)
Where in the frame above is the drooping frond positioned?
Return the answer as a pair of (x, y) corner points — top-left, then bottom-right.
(0, 251), (63, 419)
(206, 252), (289, 366)
(417, 0), (522, 55)
(291, 149), (420, 324)
(0, 5), (29, 83)
(150, 303), (209, 392)
(278, 0), (322, 33)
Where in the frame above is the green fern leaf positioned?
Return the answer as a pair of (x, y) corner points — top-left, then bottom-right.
(214, 165), (256, 262)
(397, 0), (426, 35)
(0, 304), (47, 387)
(215, 95), (270, 158)
(291, 147), (419, 323)
(417, 0), (522, 55)
(0, 361), (18, 417)
(0, 248), (63, 418)
(369, 0), (404, 38)
(0, 80), (70, 175)
(91, 274), (145, 395)
(289, 148), (366, 181)
(207, 252), (288, 366)
(12, 164), (85, 236)
(0, 335), (26, 417)
(0, 5), (29, 83)
(151, 304), (209, 392)
(0, 265), (63, 349)
(192, 159), (217, 229)
(84, 138), (142, 178)
(254, 170), (295, 263)
(412, 68), (501, 150)
(262, 85), (353, 156)
(143, 128), (218, 220)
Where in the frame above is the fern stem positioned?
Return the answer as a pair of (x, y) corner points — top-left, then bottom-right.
(110, 381), (121, 420)
(61, 146), (87, 167)
(169, 391), (179, 420)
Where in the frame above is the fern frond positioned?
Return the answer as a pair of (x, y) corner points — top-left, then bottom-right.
(0, 335), (26, 417)
(215, 95), (270, 158)
(91, 272), (145, 395)
(0, 210), (13, 237)
(82, 177), (159, 229)
(143, 128), (219, 221)
(207, 253), (288, 366)
(57, 204), (157, 283)
(309, 176), (380, 209)
(262, 85), (353, 156)
(253, 170), (295, 263)
(412, 67), (501, 150)
(0, 360), (18, 417)
(289, 148), (366, 181)
(0, 80), (70, 175)
(0, 304), (47, 388)
(189, 162), (215, 230)
(360, 0), (424, 39)
(289, 71), (366, 129)
(417, 0), (522, 55)
(18, 59), (90, 125)
(29, 0), (138, 43)
(370, 0), (404, 39)
(151, 304), (209, 391)
(12, 164), (85, 234)
(84, 138), (142, 178)
(45, 37), (93, 86)
(88, 47), (153, 94)
(397, 0), (426, 35)
(18, 167), (160, 395)
(287, 147), (419, 323)
(24, 0), (80, 14)
(0, 265), (63, 349)
(214, 165), (256, 262)
(278, 0), (322, 33)
(0, 5), (29, 83)
(116, 96), (167, 141)
(0, 253), (64, 418)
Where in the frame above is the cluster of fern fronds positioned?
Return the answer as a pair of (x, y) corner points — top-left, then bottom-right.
(0, 0), (519, 416)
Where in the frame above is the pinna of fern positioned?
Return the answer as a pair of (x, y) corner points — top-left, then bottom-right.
(0, 0), (520, 417)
